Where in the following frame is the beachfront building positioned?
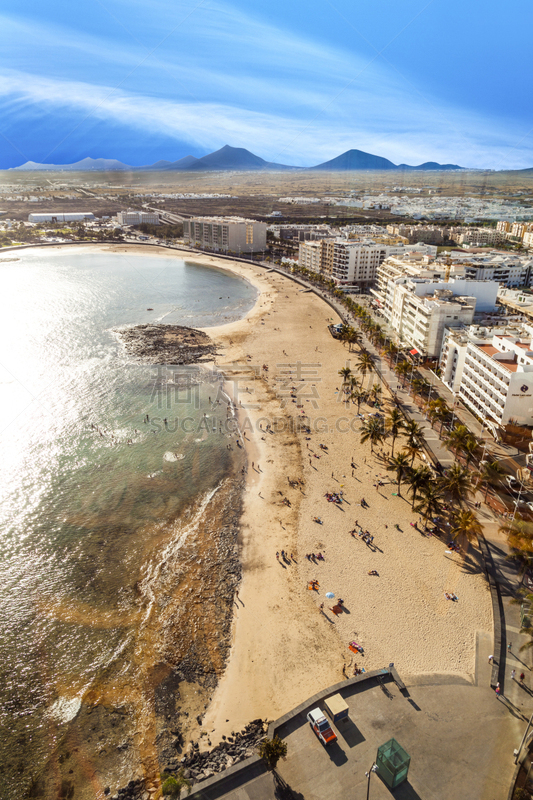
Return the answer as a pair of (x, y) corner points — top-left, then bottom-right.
(28, 212), (95, 223)
(298, 239), (387, 288)
(440, 323), (533, 428)
(445, 251), (533, 288)
(117, 210), (160, 225)
(372, 255), (499, 357)
(298, 239), (438, 289)
(183, 216), (267, 253)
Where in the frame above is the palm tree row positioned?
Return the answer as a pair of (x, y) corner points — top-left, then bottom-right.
(384, 455), (482, 543)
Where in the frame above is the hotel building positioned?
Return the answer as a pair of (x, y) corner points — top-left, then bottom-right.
(440, 325), (533, 428)
(183, 216), (267, 253)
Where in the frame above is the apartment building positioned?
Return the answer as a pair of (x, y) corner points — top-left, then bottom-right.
(524, 231), (533, 250)
(117, 210), (160, 225)
(456, 254), (533, 287)
(331, 241), (388, 287)
(269, 224), (332, 241)
(440, 324), (533, 428)
(372, 255), (499, 357)
(183, 216), (267, 253)
(454, 228), (507, 246)
(298, 239), (438, 288)
(386, 224), (448, 244)
(298, 239), (386, 287)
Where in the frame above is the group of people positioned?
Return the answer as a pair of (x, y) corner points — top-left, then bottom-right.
(325, 491), (344, 504)
(276, 550), (294, 564)
(305, 552), (325, 562)
(350, 528), (375, 547)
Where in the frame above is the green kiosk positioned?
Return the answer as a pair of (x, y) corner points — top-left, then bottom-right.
(375, 738), (410, 789)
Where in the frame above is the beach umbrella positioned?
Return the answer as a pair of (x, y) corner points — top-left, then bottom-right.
(325, 592), (335, 599)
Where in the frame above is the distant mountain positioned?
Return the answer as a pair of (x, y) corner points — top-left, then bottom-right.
(310, 149), (397, 171)
(8, 146), (465, 172)
(134, 155), (199, 171)
(162, 155), (200, 170)
(11, 157), (131, 171)
(310, 149), (464, 171)
(184, 145), (293, 171)
(397, 161), (464, 171)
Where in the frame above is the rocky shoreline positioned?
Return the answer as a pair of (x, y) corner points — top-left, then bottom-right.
(116, 324), (221, 365)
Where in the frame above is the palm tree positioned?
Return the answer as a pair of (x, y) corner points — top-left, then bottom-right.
(258, 736), (288, 770)
(444, 424), (471, 461)
(360, 416), (386, 453)
(426, 398), (448, 435)
(414, 482), (445, 528)
(499, 517), (533, 567)
(369, 383), (382, 405)
(395, 360), (412, 387)
(441, 463), (474, 507)
(386, 407), (405, 457)
(387, 452), (411, 496)
(404, 419), (425, 447)
(350, 387), (367, 413)
(461, 434), (480, 467)
(450, 509), (482, 545)
(406, 465), (433, 509)
(338, 366), (352, 385)
(348, 329), (364, 351)
(403, 439), (424, 467)
(349, 375), (362, 393)
(411, 377), (428, 406)
(356, 351), (375, 388)
(477, 459), (505, 500)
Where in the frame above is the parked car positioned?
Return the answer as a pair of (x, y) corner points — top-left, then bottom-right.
(307, 707), (337, 746)
(506, 475), (521, 491)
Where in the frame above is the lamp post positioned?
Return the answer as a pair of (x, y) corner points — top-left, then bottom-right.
(365, 763), (378, 800)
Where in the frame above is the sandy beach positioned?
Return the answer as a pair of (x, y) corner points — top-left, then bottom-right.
(187, 254), (493, 744)
(42, 243), (492, 759)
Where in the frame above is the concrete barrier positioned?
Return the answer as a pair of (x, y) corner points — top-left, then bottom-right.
(187, 667), (400, 799)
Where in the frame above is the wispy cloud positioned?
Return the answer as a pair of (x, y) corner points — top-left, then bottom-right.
(0, 1), (532, 168)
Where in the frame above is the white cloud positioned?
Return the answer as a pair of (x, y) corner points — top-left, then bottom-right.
(0, 2), (532, 168)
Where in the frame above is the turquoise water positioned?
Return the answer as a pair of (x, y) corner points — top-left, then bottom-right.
(0, 250), (256, 798)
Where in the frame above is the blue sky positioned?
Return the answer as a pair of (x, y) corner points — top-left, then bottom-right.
(1, 0), (532, 169)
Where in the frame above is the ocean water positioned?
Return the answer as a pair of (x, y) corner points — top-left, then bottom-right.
(0, 250), (256, 798)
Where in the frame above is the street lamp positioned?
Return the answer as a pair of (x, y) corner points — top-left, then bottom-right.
(365, 763), (378, 800)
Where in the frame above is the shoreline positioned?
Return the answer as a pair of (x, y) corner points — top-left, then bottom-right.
(14, 244), (493, 793)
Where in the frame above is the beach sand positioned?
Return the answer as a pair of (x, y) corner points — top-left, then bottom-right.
(190, 257), (493, 745)
(47, 244), (492, 751)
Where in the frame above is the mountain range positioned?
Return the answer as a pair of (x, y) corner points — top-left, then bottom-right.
(9, 145), (466, 172)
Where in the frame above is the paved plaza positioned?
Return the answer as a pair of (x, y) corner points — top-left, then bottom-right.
(194, 656), (529, 800)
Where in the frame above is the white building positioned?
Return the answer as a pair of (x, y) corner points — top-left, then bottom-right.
(448, 252), (533, 287)
(372, 255), (499, 357)
(455, 228), (507, 247)
(28, 212), (95, 223)
(298, 239), (437, 289)
(183, 216), (267, 253)
(440, 324), (533, 428)
(117, 210), (160, 225)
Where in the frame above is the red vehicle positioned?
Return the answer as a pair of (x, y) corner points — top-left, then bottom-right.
(307, 707), (337, 746)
